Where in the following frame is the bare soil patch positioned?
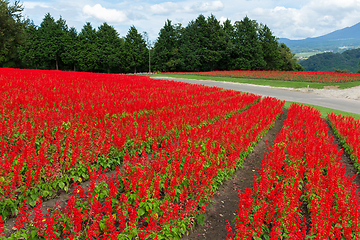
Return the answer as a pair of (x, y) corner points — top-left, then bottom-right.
(297, 85), (360, 101)
(323, 85), (339, 89)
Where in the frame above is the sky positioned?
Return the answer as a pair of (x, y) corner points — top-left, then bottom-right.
(21, 0), (360, 42)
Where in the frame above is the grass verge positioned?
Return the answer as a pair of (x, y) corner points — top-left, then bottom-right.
(156, 73), (360, 89)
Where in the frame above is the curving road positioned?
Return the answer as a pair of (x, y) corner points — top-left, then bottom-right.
(151, 77), (360, 115)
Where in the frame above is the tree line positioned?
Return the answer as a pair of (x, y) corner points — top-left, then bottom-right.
(1, 1), (303, 73)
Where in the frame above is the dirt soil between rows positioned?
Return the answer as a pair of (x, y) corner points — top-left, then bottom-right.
(182, 109), (288, 239)
(183, 111), (360, 240)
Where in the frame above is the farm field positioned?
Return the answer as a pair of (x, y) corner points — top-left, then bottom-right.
(157, 71), (360, 89)
(0, 68), (360, 239)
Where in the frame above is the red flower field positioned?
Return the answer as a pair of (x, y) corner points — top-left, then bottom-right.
(165, 70), (360, 83)
(0, 68), (359, 239)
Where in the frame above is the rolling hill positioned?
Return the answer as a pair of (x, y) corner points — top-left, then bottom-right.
(300, 48), (360, 73)
(279, 22), (360, 53)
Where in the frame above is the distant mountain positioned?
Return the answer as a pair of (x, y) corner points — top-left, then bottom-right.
(279, 22), (360, 53)
(300, 48), (360, 73)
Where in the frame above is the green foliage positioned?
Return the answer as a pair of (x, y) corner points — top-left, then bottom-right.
(37, 13), (68, 70)
(231, 16), (266, 70)
(178, 14), (228, 72)
(77, 22), (99, 72)
(278, 43), (304, 71)
(152, 20), (181, 72)
(96, 22), (124, 73)
(61, 27), (79, 71)
(4, 10), (301, 72)
(0, 0), (27, 65)
(260, 24), (282, 70)
(301, 48), (360, 73)
(17, 21), (41, 68)
(124, 26), (148, 73)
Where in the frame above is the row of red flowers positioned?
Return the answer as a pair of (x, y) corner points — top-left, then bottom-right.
(328, 113), (360, 171)
(164, 70), (360, 83)
(230, 103), (360, 239)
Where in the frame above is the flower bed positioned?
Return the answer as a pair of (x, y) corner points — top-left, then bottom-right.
(164, 70), (360, 83)
(231, 103), (360, 239)
(328, 113), (360, 171)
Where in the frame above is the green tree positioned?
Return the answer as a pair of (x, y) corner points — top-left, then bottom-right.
(221, 19), (235, 70)
(222, 19), (234, 41)
(17, 21), (41, 68)
(61, 27), (79, 71)
(38, 13), (68, 70)
(96, 23), (123, 73)
(179, 14), (228, 72)
(231, 16), (266, 70)
(278, 43), (304, 71)
(259, 24), (281, 70)
(77, 22), (99, 72)
(179, 15), (206, 71)
(152, 20), (181, 72)
(203, 14), (228, 71)
(123, 26), (147, 73)
(0, 0), (27, 66)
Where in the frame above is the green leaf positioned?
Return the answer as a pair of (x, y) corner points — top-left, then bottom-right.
(138, 208), (145, 216)
(28, 200), (36, 207)
(42, 190), (49, 198)
(31, 193), (38, 201)
(99, 222), (105, 231)
(59, 182), (65, 189)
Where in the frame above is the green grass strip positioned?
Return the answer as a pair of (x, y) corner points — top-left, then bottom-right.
(156, 73), (360, 89)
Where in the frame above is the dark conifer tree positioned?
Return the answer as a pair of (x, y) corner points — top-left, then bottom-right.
(61, 27), (79, 71)
(123, 26), (148, 73)
(152, 20), (181, 72)
(259, 24), (282, 70)
(231, 16), (266, 70)
(18, 21), (41, 69)
(77, 22), (99, 72)
(97, 23), (123, 73)
(38, 14), (68, 70)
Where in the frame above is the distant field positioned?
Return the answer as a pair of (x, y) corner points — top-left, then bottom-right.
(295, 51), (323, 59)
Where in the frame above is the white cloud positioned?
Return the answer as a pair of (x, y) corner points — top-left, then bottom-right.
(21, 0), (360, 41)
(150, 1), (224, 15)
(150, 2), (180, 14)
(247, 0), (360, 39)
(82, 4), (128, 23)
(23, 1), (51, 9)
(191, 1), (224, 12)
